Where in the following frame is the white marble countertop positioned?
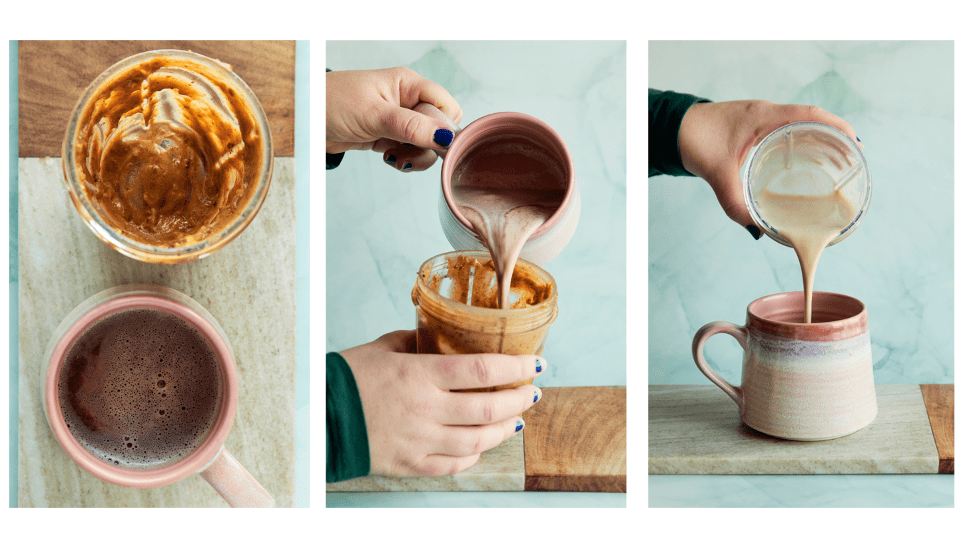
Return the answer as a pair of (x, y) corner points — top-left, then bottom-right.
(17, 157), (297, 507)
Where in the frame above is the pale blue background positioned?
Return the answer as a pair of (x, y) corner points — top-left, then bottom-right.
(649, 41), (953, 386)
(326, 41), (626, 388)
(326, 41), (626, 507)
(648, 41), (953, 508)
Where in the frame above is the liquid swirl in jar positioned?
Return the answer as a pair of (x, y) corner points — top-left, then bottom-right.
(70, 52), (267, 249)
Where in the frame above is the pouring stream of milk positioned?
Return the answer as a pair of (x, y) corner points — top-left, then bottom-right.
(450, 135), (565, 309)
(454, 187), (560, 308)
(759, 189), (856, 323)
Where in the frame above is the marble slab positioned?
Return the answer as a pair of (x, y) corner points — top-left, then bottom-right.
(18, 157), (297, 507)
(649, 385), (939, 475)
(326, 432), (524, 492)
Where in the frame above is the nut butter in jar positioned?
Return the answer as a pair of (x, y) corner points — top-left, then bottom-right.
(411, 250), (558, 392)
(62, 50), (273, 263)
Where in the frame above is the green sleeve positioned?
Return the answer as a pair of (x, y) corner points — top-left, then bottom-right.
(326, 152), (345, 170)
(648, 89), (711, 177)
(326, 352), (371, 482)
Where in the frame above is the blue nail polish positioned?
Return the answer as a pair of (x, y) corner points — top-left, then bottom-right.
(434, 128), (454, 147)
(533, 392), (539, 403)
(856, 136), (862, 143)
(746, 225), (762, 240)
(385, 155), (396, 164)
(535, 359), (542, 373)
(404, 162), (413, 170)
(515, 420), (524, 433)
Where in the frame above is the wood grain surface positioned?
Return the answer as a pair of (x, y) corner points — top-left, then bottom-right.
(18, 40), (295, 158)
(921, 384), (954, 474)
(523, 386), (626, 492)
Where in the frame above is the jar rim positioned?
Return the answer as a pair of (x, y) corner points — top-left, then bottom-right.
(61, 49), (274, 264)
(413, 250), (558, 330)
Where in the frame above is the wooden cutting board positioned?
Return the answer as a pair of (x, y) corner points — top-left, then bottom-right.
(921, 384), (954, 474)
(18, 40), (295, 158)
(523, 386), (626, 492)
(649, 384), (953, 475)
(327, 386), (626, 492)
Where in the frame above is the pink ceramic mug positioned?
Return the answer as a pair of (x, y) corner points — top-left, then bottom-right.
(692, 291), (877, 441)
(42, 284), (274, 507)
(414, 102), (580, 266)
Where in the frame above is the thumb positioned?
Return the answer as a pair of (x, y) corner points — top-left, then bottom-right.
(706, 168), (763, 240)
(376, 107), (456, 150)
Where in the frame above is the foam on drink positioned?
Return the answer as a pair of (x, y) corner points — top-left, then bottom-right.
(57, 308), (224, 470)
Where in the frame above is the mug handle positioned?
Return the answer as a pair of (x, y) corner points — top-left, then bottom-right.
(199, 446), (275, 508)
(412, 102), (463, 158)
(691, 321), (748, 409)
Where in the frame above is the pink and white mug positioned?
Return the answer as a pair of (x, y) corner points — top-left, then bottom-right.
(42, 284), (274, 507)
(691, 291), (877, 441)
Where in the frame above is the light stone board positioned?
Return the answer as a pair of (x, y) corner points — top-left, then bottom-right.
(649, 385), (938, 475)
(18, 157), (296, 507)
(327, 433), (524, 492)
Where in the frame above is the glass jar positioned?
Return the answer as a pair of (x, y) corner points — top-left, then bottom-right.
(412, 250), (558, 392)
(744, 121), (871, 248)
(62, 50), (273, 263)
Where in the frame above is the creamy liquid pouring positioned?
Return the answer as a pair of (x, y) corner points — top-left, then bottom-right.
(759, 189), (856, 323)
(451, 135), (565, 309)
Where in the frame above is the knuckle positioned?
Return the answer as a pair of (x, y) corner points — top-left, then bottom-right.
(436, 356), (457, 383)
(448, 456), (476, 476)
(479, 400), (497, 424)
(471, 356), (492, 386)
(402, 113), (426, 142)
(804, 105), (824, 118)
(470, 432), (485, 456)
(385, 66), (413, 80)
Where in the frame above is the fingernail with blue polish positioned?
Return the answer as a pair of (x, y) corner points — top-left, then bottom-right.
(535, 358), (544, 373)
(385, 155), (396, 164)
(533, 388), (541, 403)
(434, 128), (454, 148)
(746, 225), (762, 240)
(515, 418), (525, 433)
(403, 162), (413, 171)
(856, 136), (862, 143)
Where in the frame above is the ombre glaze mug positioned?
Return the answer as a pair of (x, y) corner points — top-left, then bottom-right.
(42, 285), (274, 507)
(413, 102), (580, 266)
(692, 291), (877, 441)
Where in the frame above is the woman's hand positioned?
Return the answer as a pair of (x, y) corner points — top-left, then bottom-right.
(678, 100), (860, 238)
(340, 330), (544, 477)
(326, 67), (462, 172)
